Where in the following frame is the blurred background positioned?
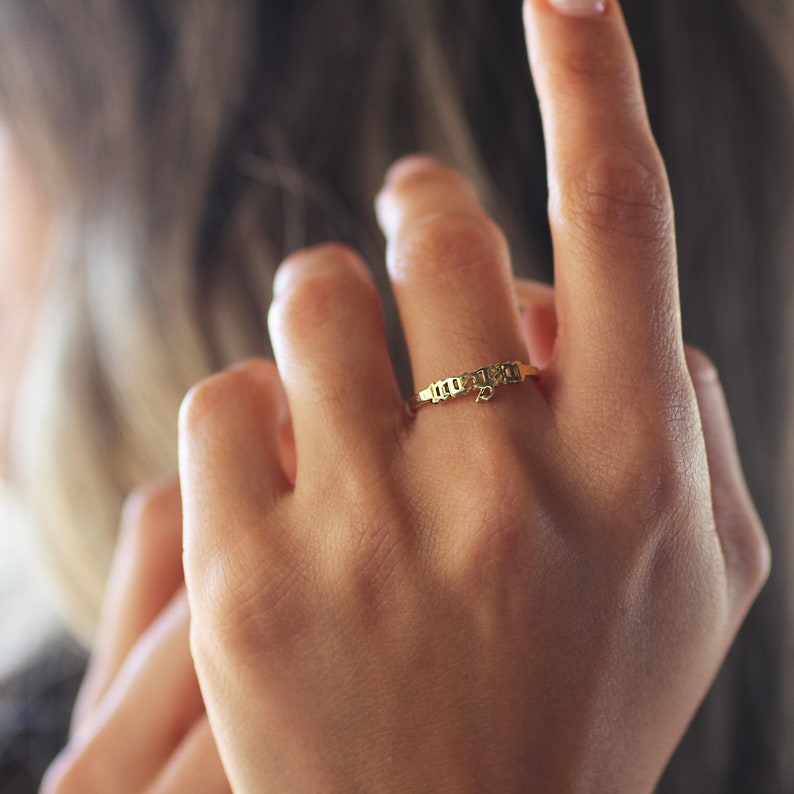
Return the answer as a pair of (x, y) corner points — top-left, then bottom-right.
(0, 487), (59, 681)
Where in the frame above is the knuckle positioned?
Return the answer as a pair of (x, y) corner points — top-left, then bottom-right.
(271, 249), (378, 339)
(560, 149), (673, 246)
(393, 211), (508, 287)
(119, 476), (180, 545)
(726, 511), (772, 601)
(387, 160), (471, 196)
(179, 370), (239, 434)
(744, 523), (772, 594)
(592, 413), (693, 533)
(285, 241), (364, 273)
(179, 362), (275, 436)
(626, 453), (687, 531)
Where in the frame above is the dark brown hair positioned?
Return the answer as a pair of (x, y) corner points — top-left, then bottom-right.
(0, 1), (791, 789)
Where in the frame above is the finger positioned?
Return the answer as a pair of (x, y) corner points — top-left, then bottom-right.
(72, 475), (183, 734)
(376, 157), (534, 399)
(685, 347), (770, 619)
(148, 717), (231, 794)
(179, 358), (291, 596)
(523, 0), (682, 398)
(515, 278), (557, 370)
(267, 243), (403, 472)
(278, 409), (297, 486)
(44, 593), (203, 794)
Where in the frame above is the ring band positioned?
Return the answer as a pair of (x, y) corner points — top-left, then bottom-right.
(408, 361), (540, 411)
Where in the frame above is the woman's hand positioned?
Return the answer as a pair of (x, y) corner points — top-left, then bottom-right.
(178, 1), (769, 791)
(41, 478), (231, 794)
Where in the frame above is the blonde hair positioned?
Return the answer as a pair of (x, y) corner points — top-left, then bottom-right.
(1, 1), (794, 786)
(1, 0), (513, 638)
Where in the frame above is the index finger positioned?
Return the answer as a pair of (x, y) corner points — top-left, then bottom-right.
(523, 0), (684, 404)
(70, 476), (183, 734)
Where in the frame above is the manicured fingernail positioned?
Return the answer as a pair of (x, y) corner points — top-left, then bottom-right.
(545, 0), (606, 18)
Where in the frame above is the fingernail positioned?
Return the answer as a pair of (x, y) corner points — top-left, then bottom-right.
(544, 0), (607, 18)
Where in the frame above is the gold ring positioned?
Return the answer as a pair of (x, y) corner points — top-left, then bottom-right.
(408, 361), (540, 411)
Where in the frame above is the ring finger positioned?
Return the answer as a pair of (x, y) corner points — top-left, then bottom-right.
(375, 158), (542, 415)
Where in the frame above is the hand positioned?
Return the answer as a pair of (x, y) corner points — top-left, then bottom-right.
(42, 478), (231, 794)
(178, 1), (769, 791)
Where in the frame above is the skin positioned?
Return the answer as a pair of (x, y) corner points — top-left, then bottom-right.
(41, 478), (231, 794)
(43, 0), (769, 791)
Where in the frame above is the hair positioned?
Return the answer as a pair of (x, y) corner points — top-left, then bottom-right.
(0, 0), (792, 790)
